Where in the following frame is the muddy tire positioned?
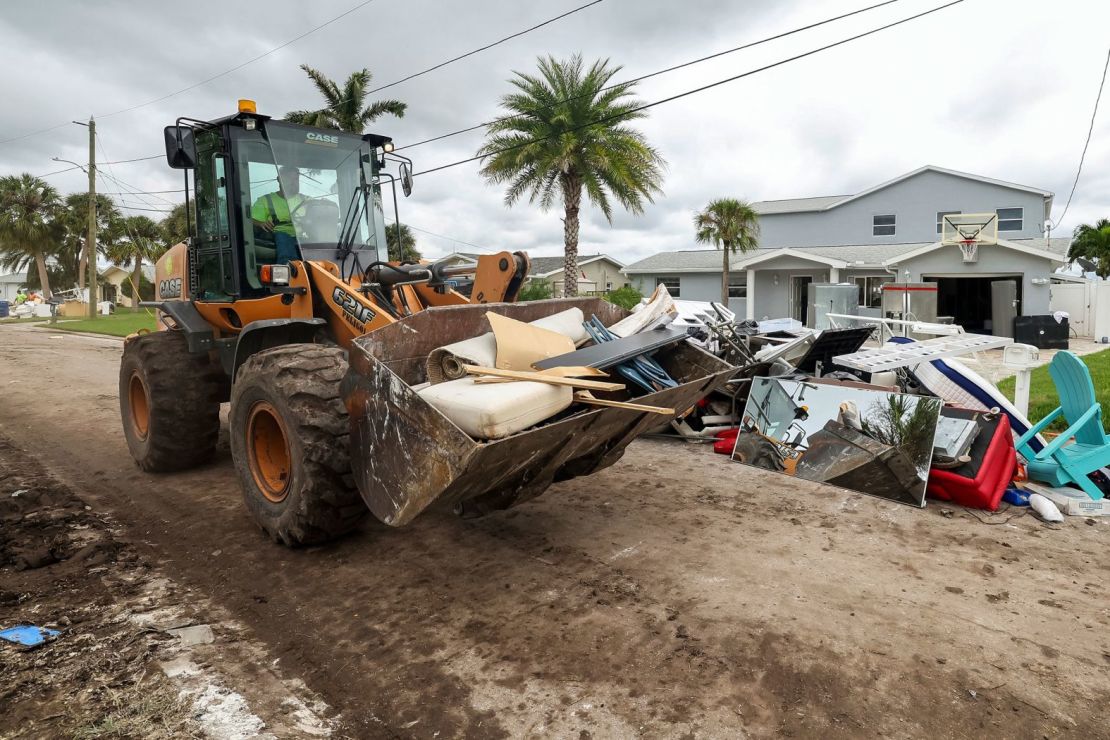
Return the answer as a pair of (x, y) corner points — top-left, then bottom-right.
(230, 345), (367, 546)
(119, 331), (224, 472)
(732, 432), (784, 472)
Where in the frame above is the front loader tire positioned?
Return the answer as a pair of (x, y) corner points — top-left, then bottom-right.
(230, 345), (368, 546)
(119, 330), (224, 472)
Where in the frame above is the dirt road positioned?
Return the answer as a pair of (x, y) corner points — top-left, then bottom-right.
(1, 324), (1108, 738)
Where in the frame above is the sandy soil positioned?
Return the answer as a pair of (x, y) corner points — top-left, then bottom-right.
(1, 324), (1108, 738)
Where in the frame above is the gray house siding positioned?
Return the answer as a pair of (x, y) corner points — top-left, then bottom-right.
(759, 170), (1046, 248)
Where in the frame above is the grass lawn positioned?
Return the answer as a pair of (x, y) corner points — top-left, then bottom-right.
(50, 309), (158, 338)
(996, 347), (1110, 433)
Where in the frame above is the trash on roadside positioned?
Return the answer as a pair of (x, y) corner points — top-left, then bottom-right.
(0, 625), (61, 648)
(1028, 493), (1065, 523)
(926, 407), (1016, 511)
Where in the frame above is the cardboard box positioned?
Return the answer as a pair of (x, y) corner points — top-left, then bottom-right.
(1024, 482), (1110, 517)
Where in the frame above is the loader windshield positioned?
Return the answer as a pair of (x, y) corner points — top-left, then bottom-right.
(230, 122), (389, 289)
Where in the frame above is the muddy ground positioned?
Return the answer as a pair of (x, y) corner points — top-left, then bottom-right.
(1, 324), (1108, 739)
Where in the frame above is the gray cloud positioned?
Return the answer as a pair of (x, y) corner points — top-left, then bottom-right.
(2, 0), (1108, 262)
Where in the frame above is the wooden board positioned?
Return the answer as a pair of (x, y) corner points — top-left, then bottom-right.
(462, 365), (625, 392)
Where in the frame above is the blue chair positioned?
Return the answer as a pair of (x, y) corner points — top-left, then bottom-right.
(1015, 351), (1110, 500)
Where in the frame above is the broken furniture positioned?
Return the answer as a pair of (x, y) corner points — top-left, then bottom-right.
(419, 377), (574, 439)
(832, 333), (1013, 374)
(343, 298), (734, 525)
(926, 407), (1016, 511)
(425, 307), (587, 382)
(533, 325), (689, 371)
(890, 336), (1045, 454)
(1016, 351), (1110, 500)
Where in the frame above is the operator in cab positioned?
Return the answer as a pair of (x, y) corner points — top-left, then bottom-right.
(251, 166), (305, 263)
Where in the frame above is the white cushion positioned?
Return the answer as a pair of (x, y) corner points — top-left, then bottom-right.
(418, 377), (572, 439)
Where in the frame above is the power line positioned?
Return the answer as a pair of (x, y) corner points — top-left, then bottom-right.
(396, 0), (903, 153)
(406, 225), (498, 254)
(96, 132), (174, 211)
(97, 188), (184, 195)
(1051, 45), (1110, 231)
(367, 0), (605, 96)
(0, 0), (379, 145)
(413, 0), (965, 178)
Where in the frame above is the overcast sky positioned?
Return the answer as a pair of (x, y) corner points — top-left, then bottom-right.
(2, 0), (1107, 263)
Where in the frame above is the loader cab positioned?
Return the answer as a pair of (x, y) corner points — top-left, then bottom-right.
(165, 103), (406, 302)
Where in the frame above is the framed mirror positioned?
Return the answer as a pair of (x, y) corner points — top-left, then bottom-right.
(732, 377), (942, 507)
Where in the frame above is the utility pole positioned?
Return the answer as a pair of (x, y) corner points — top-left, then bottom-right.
(86, 117), (98, 320)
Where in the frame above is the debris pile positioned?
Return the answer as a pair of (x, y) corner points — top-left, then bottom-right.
(640, 288), (1109, 519)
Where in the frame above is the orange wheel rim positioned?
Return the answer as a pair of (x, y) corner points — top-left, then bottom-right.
(247, 401), (291, 502)
(128, 372), (150, 439)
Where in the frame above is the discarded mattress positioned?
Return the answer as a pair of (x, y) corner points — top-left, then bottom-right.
(426, 308), (587, 383)
(888, 337), (1045, 453)
(926, 407), (1015, 511)
(417, 377), (573, 440)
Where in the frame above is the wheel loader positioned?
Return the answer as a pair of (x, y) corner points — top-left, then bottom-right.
(119, 100), (733, 546)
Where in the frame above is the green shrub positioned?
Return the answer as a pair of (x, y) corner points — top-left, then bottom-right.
(603, 285), (643, 311)
(518, 280), (554, 301)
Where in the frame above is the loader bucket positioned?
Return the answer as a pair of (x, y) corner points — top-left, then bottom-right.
(341, 298), (734, 527)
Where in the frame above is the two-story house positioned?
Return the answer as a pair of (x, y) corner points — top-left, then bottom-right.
(623, 166), (1070, 332)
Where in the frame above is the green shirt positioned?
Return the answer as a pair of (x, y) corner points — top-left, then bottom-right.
(251, 192), (306, 237)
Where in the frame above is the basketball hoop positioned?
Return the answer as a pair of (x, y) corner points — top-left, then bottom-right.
(958, 238), (979, 263)
(941, 213), (996, 264)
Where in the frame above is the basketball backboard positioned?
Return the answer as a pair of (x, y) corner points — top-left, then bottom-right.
(941, 212), (998, 263)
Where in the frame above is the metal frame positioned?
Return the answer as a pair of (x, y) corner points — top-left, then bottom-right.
(832, 333), (1013, 373)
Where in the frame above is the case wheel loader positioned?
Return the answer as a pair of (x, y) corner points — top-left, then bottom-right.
(119, 101), (733, 546)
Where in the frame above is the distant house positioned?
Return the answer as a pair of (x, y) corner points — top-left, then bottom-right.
(101, 264), (156, 308)
(527, 254), (627, 297)
(624, 166), (1068, 333)
(0, 270), (24, 302)
(437, 251), (481, 269)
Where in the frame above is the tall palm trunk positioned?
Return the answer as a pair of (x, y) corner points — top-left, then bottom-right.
(78, 246), (85, 290)
(131, 259), (142, 306)
(33, 250), (52, 298)
(720, 239), (732, 304)
(561, 173), (582, 297)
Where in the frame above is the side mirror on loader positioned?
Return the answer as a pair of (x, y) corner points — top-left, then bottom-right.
(163, 126), (197, 169)
(399, 161), (413, 197)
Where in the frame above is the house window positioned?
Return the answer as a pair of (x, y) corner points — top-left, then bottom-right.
(728, 276), (747, 299)
(873, 214), (896, 236)
(605, 281), (613, 291)
(937, 210), (961, 234)
(997, 207), (1023, 232)
(855, 275), (892, 308)
(656, 277), (680, 297)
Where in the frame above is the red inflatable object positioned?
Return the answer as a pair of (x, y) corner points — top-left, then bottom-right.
(713, 437), (736, 455)
(927, 408), (1016, 511)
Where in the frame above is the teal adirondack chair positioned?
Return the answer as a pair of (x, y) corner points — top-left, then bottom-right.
(1015, 351), (1109, 500)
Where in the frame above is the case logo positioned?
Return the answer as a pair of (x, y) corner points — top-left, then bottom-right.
(158, 277), (183, 299)
(306, 132), (339, 146)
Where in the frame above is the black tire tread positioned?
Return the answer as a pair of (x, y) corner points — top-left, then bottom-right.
(232, 345), (366, 546)
(119, 331), (224, 472)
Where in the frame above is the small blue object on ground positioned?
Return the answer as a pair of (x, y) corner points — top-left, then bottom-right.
(1002, 487), (1031, 507)
(0, 625), (61, 646)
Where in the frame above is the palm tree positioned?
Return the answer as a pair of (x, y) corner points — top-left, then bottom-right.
(385, 223), (421, 262)
(477, 55), (665, 297)
(694, 198), (761, 304)
(57, 192), (120, 289)
(106, 214), (162, 305)
(1068, 218), (1110, 278)
(285, 65), (406, 133)
(0, 174), (62, 297)
(159, 201), (193, 246)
